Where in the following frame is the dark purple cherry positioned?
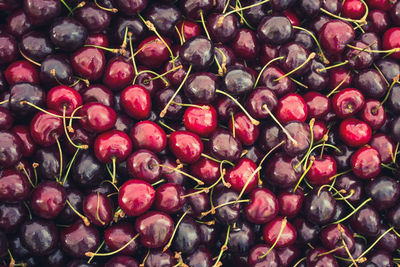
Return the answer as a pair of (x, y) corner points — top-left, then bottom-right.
(20, 218), (58, 256)
(104, 223), (139, 255)
(173, 216), (201, 254)
(293, 217), (319, 244)
(49, 17), (88, 51)
(58, 189), (84, 224)
(30, 181), (66, 219)
(114, 0), (147, 15)
(258, 16), (293, 45)
(213, 188), (241, 224)
(279, 42), (312, 76)
(82, 84), (114, 107)
(23, 0), (61, 26)
(143, 249), (175, 267)
(375, 225), (400, 252)
(0, 33), (17, 65)
(304, 186), (336, 225)
(248, 244), (280, 267)
(40, 55), (73, 86)
(113, 17), (145, 44)
(297, 0), (322, 18)
(74, 3), (111, 32)
(227, 221), (255, 254)
(155, 87), (185, 119)
(0, 202), (26, 233)
(5, 9), (31, 38)
(184, 72), (217, 104)
(306, 247), (339, 267)
(368, 250), (394, 267)
(34, 146), (64, 181)
(9, 83), (45, 117)
(335, 175), (363, 204)
(0, 130), (23, 168)
(207, 13), (239, 43)
(319, 20), (355, 55)
(145, 4), (181, 36)
(320, 224), (355, 257)
(261, 66), (295, 97)
(344, 41), (373, 70)
(20, 31), (54, 62)
(305, 60), (329, 91)
(223, 66), (255, 96)
(180, 36), (214, 70)
(366, 176), (400, 210)
(265, 153), (301, 188)
(350, 205), (381, 236)
(126, 149), (161, 182)
(354, 69), (387, 99)
(181, 0), (212, 19)
(135, 211), (174, 248)
(40, 248), (67, 267)
(209, 128), (242, 162)
(83, 192), (113, 226)
(280, 121), (311, 156)
(185, 246), (213, 267)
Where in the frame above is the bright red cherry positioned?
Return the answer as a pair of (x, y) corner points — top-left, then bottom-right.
(383, 27), (400, 59)
(342, 0), (366, 19)
(30, 110), (63, 147)
(244, 188), (279, 224)
(228, 112), (260, 146)
(276, 93), (308, 123)
(319, 20), (355, 55)
(119, 179), (155, 217)
(226, 158), (258, 193)
(263, 217), (297, 248)
(306, 155), (337, 185)
(282, 9), (300, 26)
(121, 85), (151, 120)
(103, 57), (134, 91)
(130, 121), (167, 153)
(339, 118), (372, 147)
(183, 105), (217, 137)
(4, 60), (39, 85)
(351, 146), (381, 179)
(83, 192), (113, 226)
(94, 130), (132, 163)
(312, 120), (328, 141)
(175, 20), (201, 41)
(136, 36), (171, 68)
(46, 85), (82, 115)
(79, 103), (116, 133)
(332, 88), (365, 118)
(189, 157), (220, 185)
(168, 130), (203, 164)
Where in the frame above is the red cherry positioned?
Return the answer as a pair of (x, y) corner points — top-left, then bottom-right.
(79, 103), (116, 133)
(189, 157), (220, 185)
(83, 192), (113, 226)
(130, 121), (167, 153)
(383, 27), (400, 59)
(183, 105), (217, 137)
(0, 169), (30, 202)
(328, 67), (353, 91)
(366, 0), (394, 11)
(46, 85), (82, 115)
(306, 155), (337, 185)
(12, 125), (36, 157)
(175, 20), (201, 41)
(303, 91), (330, 119)
(119, 179), (155, 217)
(104, 223), (139, 255)
(244, 188), (279, 224)
(121, 85), (151, 120)
(168, 130), (203, 164)
(332, 88), (365, 118)
(225, 158), (258, 193)
(312, 120), (328, 141)
(339, 118), (372, 147)
(263, 217), (297, 248)
(30, 181), (66, 219)
(103, 57), (134, 91)
(136, 36), (171, 68)
(370, 133), (395, 164)
(276, 93), (308, 123)
(135, 211), (174, 248)
(30, 110), (63, 147)
(228, 112), (260, 146)
(282, 9), (300, 26)
(71, 47), (106, 81)
(360, 99), (386, 130)
(154, 183), (185, 214)
(351, 146), (381, 179)
(278, 188), (304, 219)
(126, 149), (161, 183)
(342, 0), (366, 19)
(319, 20), (355, 55)
(4, 60), (39, 85)
(94, 130), (132, 163)
(85, 33), (109, 47)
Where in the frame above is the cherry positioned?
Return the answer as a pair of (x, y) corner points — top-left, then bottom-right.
(171, 216), (201, 254)
(232, 28), (260, 61)
(332, 88), (365, 118)
(265, 153), (302, 188)
(307, 155), (337, 185)
(9, 83), (45, 117)
(248, 244), (280, 267)
(0, 33), (17, 65)
(304, 186), (336, 225)
(212, 187), (241, 224)
(306, 247), (339, 267)
(335, 174), (364, 204)
(183, 72), (218, 104)
(114, 0), (147, 15)
(74, 3), (111, 32)
(344, 41), (374, 70)
(58, 189), (84, 224)
(342, 0), (366, 19)
(392, 1), (400, 25)
(207, 13), (239, 43)
(154, 183), (184, 214)
(20, 31), (54, 62)
(225, 158), (258, 193)
(169, 130), (203, 164)
(184, 105), (217, 137)
(142, 249), (175, 267)
(119, 179), (155, 217)
(120, 85), (151, 120)
(382, 27), (400, 59)
(49, 17), (88, 51)
(364, 9), (390, 34)
(339, 118), (372, 147)
(278, 188), (304, 219)
(280, 121), (311, 156)
(261, 65), (296, 97)
(105, 256), (139, 267)
(276, 93), (308, 123)
(23, 0), (61, 26)
(180, 36), (214, 70)
(40, 55), (74, 86)
(47, 85), (83, 115)
(186, 246), (213, 267)
(321, 224), (355, 257)
(360, 99), (386, 130)
(34, 146), (64, 181)
(103, 57), (134, 91)
(350, 204), (381, 236)
(104, 223), (139, 255)
(71, 151), (103, 188)
(94, 129), (132, 164)
(258, 123), (281, 152)
(258, 16), (293, 45)
(366, 176), (400, 210)
(20, 218), (58, 256)
(5, 9), (31, 38)
(4, 60), (39, 86)
(189, 157), (220, 185)
(82, 192), (113, 226)
(209, 128), (242, 162)
(0, 169), (30, 202)
(30, 181), (66, 219)
(145, 4), (180, 36)
(0, 202), (27, 233)
(227, 220), (255, 254)
(370, 133), (394, 164)
(159, 156), (187, 185)
(127, 149), (161, 183)
(135, 211), (174, 248)
(136, 36), (171, 69)
(263, 217), (297, 248)
(228, 112), (260, 146)
(303, 91), (330, 119)
(351, 146), (381, 179)
(71, 47), (105, 81)
(319, 20), (355, 55)
(60, 220), (100, 258)
(293, 217), (319, 244)
(389, 204), (400, 229)
(82, 84), (114, 107)
(279, 42), (313, 76)
(130, 121), (167, 153)
(80, 103), (116, 133)
(312, 120), (328, 141)
(155, 87), (185, 119)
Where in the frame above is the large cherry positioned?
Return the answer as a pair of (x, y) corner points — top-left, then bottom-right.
(118, 179), (155, 217)
(135, 211), (174, 248)
(332, 88), (365, 118)
(226, 158), (258, 193)
(130, 121), (167, 153)
(277, 188), (304, 219)
(46, 85), (82, 115)
(244, 188), (279, 224)
(20, 218), (58, 256)
(71, 47), (105, 81)
(184, 105), (217, 137)
(168, 130), (203, 164)
(208, 128), (242, 162)
(265, 153), (302, 188)
(121, 85), (151, 120)
(30, 181), (66, 219)
(318, 20), (355, 55)
(263, 217), (297, 248)
(351, 146), (381, 179)
(304, 186), (336, 225)
(339, 118), (372, 147)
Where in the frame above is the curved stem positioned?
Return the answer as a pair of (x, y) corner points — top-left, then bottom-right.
(212, 225), (231, 267)
(158, 164), (204, 185)
(274, 52), (316, 82)
(85, 233), (140, 257)
(94, 0), (118, 12)
(293, 26), (329, 64)
(62, 147), (81, 186)
(326, 71), (351, 97)
(254, 56), (284, 88)
(332, 198), (371, 225)
(66, 200), (90, 226)
(163, 208), (191, 252)
(259, 218), (288, 259)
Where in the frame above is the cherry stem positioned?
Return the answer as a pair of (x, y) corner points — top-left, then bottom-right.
(212, 225), (231, 267)
(293, 159), (314, 193)
(84, 44), (120, 54)
(201, 153), (234, 166)
(158, 164), (204, 185)
(233, 0), (254, 28)
(140, 249), (151, 267)
(302, 143), (341, 172)
(19, 48), (41, 66)
(199, 10), (211, 40)
(86, 233), (140, 258)
(338, 225), (359, 267)
(60, 0), (74, 14)
(133, 69), (169, 87)
(216, 89), (259, 125)
(293, 26), (329, 64)
(151, 179), (165, 187)
(233, 166), (261, 204)
(158, 120), (176, 132)
(32, 163), (38, 186)
(231, 112), (236, 138)
(262, 104), (297, 145)
(295, 119), (315, 170)
(335, 189), (355, 202)
(68, 105), (83, 132)
(72, 1), (86, 12)
(326, 71), (352, 97)
(146, 65), (183, 83)
(289, 77), (309, 89)
(332, 198), (372, 225)
(20, 101), (83, 119)
(373, 74), (399, 113)
(63, 107), (88, 150)
(111, 157), (117, 184)
(201, 199), (249, 217)
(293, 257), (306, 267)
(54, 137), (63, 183)
(94, 0), (118, 12)
(66, 200), (90, 226)
(274, 52), (316, 82)
(195, 220), (215, 226)
(163, 208), (191, 252)
(62, 147), (81, 186)
(374, 63), (390, 86)
(317, 246), (345, 257)
(88, 240), (104, 263)
(0, 99), (8, 105)
(320, 0), (368, 24)
(160, 65), (192, 118)
(95, 192), (106, 225)
(214, 47), (227, 76)
(222, 0), (231, 13)
(171, 101), (209, 110)
(16, 163), (35, 188)
(175, 25), (184, 45)
(259, 217), (288, 259)
(219, 0), (270, 25)
(127, 33), (139, 76)
(317, 60), (348, 73)
(254, 56), (284, 88)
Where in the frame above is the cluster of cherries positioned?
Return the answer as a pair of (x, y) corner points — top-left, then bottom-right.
(1, 0), (400, 266)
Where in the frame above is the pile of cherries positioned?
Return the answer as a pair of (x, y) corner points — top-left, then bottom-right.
(2, 0), (400, 266)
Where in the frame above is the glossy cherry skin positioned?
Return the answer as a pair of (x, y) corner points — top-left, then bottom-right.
(0, 169), (30, 202)
(130, 121), (167, 153)
(328, 66), (353, 92)
(265, 153), (302, 188)
(20, 31), (54, 62)
(312, 120), (328, 141)
(258, 16), (293, 45)
(213, 187), (241, 224)
(5, 9), (32, 38)
(293, 217), (319, 245)
(71, 47), (105, 81)
(20, 218), (58, 256)
(9, 82), (45, 117)
(389, 204), (400, 229)
(142, 249), (175, 267)
(360, 100), (386, 130)
(229, 112), (259, 145)
(23, 0), (61, 26)
(60, 220), (100, 258)
(0, 130), (23, 167)
(232, 28), (260, 61)
(186, 246), (213, 267)
(332, 88), (365, 118)
(248, 244), (280, 267)
(74, 3), (111, 32)
(382, 27), (400, 59)
(189, 157), (220, 185)
(184, 72), (218, 104)
(320, 224), (355, 257)
(154, 183), (184, 214)
(4, 60), (39, 85)
(350, 205), (381, 236)
(103, 57), (134, 91)
(261, 66), (295, 97)
(172, 216), (201, 254)
(47, 85), (82, 115)
(0, 33), (17, 65)
(280, 121), (311, 156)
(104, 223), (139, 255)
(136, 36), (171, 68)
(49, 17), (88, 51)
(145, 3), (180, 36)
(223, 66), (255, 96)
(94, 130), (132, 163)
(244, 188), (279, 224)
(135, 211), (174, 248)
(339, 118), (372, 147)
(114, 0), (147, 15)
(83, 192), (113, 227)
(30, 181), (66, 219)
(306, 247), (339, 267)
(370, 134), (394, 164)
(207, 13), (238, 43)
(226, 158), (258, 193)
(335, 175), (364, 204)
(209, 128), (242, 162)
(82, 84), (113, 107)
(180, 36), (214, 70)
(263, 217), (297, 248)
(159, 156), (187, 185)
(304, 186), (336, 225)
(351, 146), (381, 179)
(155, 88), (185, 120)
(227, 220), (255, 254)
(80, 103), (116, 133)
(121, 85), (151, 120)
(342, 0), (365, 19)
(119, 179), (155, 217)
(184, 105), (217, 137)
(303, 92), (330, 119)
(319, 20), (355, 55)
(246, 87), (278, 120)
(278, 188), (304, 219)
(184, 188), (209, 217)
(58, 189), (84, 224)
(169, 130), (203, 164)
(0, 202), (27, 233)
(127, 149), (161, 183)
(307, 155), (337, 185)
(366, 176), (400, 210)
(276, 93), (307, 123)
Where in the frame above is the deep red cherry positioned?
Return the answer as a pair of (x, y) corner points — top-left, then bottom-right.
(4, 60), (39, 85)
(382, 27), (400, 59)
(104, 223), (139, 255)
(135, 211), (174, 248)
(47, 85), (83, 115)
(121, 85), (151, 120)
(226, 158), (258, 193)
(312, 120), (328, 141)
(307, 155), (337, 185)
(328, 66), (353, 91)
(232, 28), (260, 61)
(207, 13), (239, 43)
(168, 130), (203, 164)
(246, 87), (278, 120)
(263, 217), (297, 248)
(30, 110), (63, 147)
(154, 183), (184, 214)
(94, 130), (132, 163)
(320, 224), (355, 257)
(183, 105), (217, 137)
(119, 179), (155, 217)
(0, 202), (27, 233)
(319, 20), (355, 55)
(228, 112), (259, 146)
(276, 93), (308, 123)
(85, 32), (109, 47)
(82, 84), (114, 107)
(265, 153), (302, 188)
(261, 66), (295, 97)
(244, 188), (279, 224)
(136, 36), (171, 68)
(103, 57), (134, 91)
(339, 118), (372, 147)
(71, 47), (105, 81)
(306, 247), (339, 267)
(185, 188), (210, 217)
(280, 121), (311, 156)
(130, 121), (167, 153)
(189, 157), (220, 185)
(175, 20), (201, 41)
(370, 133), (395, 164)
(342, 0), (365, 19)
(79, 103), (116, 133)
(303, 91), (330, 119)
(351, 146), (381, 179)
(60, 221), (100, 258)
(332, 88), (365, 118)
(367, 0), (394, 10)
(127, 149), (161, 183)
(248, 244), (280, 267)
(83, 192), (113, 226)
(0, 169), (30, 202)
(30, 181), (66, 219)
(258, 16), (293, 45)
(335, 174), (364, 204)
(360, 99), (386, 130)
(277, 188), (304, 219)
(209, 128), (242, 162)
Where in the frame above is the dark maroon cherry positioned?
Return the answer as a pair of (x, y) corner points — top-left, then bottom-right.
(350, 205), (381, 236)
(213, 188), (241, 224)
(261, 66), (295, 97)
(258, 16), (293, 45)
(105, 256), (138, 267)
(303, 91), (330, 119)
(0, 202), (26, 233)
(113, 17), (145, 44)
(207, 13), (238, 43)
(209, 128), (242, 162)
(94, 129), (132, 164)
(58, 189), (84, 224)
(121, 85), (151, 120)
(232, 28), (260, 61)
(82, 84), (114, 107)
(30, 181), (66, 219)
(155, 87), (185, 120)
(366, 176), (400, 210)
(9, 82), (45, 117)
(34, 146), (64, 181)
(159, 156), (187, 185)
(304, 186), (336, 225)
(20, 218), (58, 255)
(5, 60), (39, 85)
(265, 153), (301, 188)
(375, 225), (400, 252)
(280, 121), (311, 156)
(180, 36), (214, 70)
(185, 246), (213, 267)
(184, 72), (218, 104)
(293, 217), (319, 244)
(248, 244), (280, 267)
(173, 216), (201, 254)
(71, 47), (105, 81)
(143, 249), (175, 267)
(119, 179), (155, 217)
(370, 134), (395, 164)
(40, 55), (73, 86)
(135, 211), (174, 248)
(5, 9), (32, 38)
(344, 41), (373, 70)
(354, 69), (387, 100)
(145, 4), (180, 36)
(103, 57), (134, 91)
(245, 188), (279, 224)
(306, 247), (339, 267)
(23, 0), (61, 26)
(320, 224), (355, 257)
(0, 33), (17, 65)
(74, 3), (111, 32)
(104, 223), (139, 255)
(279, 42), (312, 76)
(223, 66), (255, 96)
(20, 31), (54, 62)
(319, 20), (355, 55)
(115, 0), (147, 15)
(127, 149), (161, 183)
(263, 217), (297, 248)
(83, 192), (113, 226)
(335, 175), (364, 204)
(278, 188), (304, 219)
(227, 220), (255, 254)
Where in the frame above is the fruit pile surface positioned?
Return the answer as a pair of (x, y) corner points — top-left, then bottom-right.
(1, 0), (400, 266)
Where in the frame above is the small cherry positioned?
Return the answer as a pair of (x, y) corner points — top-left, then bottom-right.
(312, 120), (328, 141)
(103, 57), (134, 91)
(303, 91), (330, 119)
(228, 112), (260, 146)
(119, 179), (155, 217)
(265, 153), (302, 188)
(304, 186), (336, 225)
(168, 130), (203, 164)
